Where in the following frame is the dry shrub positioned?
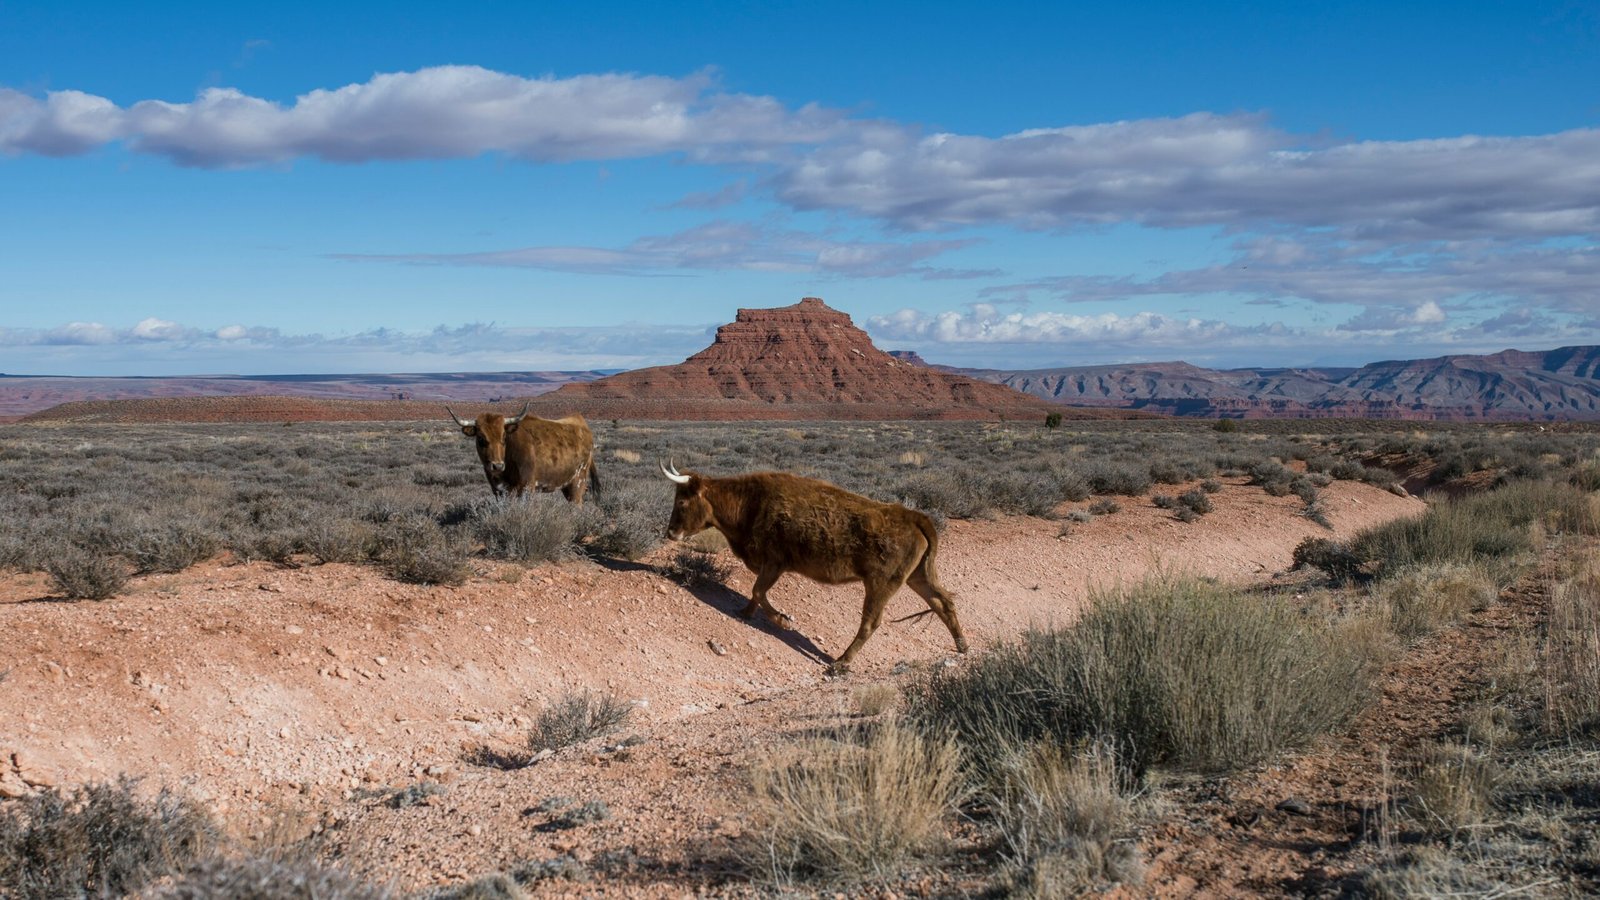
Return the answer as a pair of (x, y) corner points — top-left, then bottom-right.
(661, 546), (732, 587)
(0, 777), (218, 898)
(45, 547), (131, 600)
(988, 741), (1141, 895)
(746, 720), (962, 884)
(610, 448), (642, 464)
(908, 575), (1390, 778)
(529, 690), (632, 752)
(1374, 562), (1498, 641)
(150, 853), (392, 900)
(470, 496), (587, 564)
(1408, 742), (1495, 835)
(373, 516), (468, 586)
(303, 518), (374, 565)
(1542, 563), (1600, 738)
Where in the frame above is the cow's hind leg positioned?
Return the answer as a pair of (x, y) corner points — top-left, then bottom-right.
(745, 566), (794, 630)
(829, 576), (902, 676)
(907, 565), (969, 655)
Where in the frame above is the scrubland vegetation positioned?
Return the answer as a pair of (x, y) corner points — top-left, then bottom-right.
(5, 417), (1561, 599)
(727, 431), (1600, 896)
(3, 418), (1599, 896)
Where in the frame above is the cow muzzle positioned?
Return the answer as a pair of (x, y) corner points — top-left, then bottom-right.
(490, 461), (506, 473)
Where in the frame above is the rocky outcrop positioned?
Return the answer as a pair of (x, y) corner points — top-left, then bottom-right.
(542, 298), (1076, 420)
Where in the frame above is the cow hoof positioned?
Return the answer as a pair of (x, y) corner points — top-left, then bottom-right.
(956, 639), (970, 654)
(825, 662), (851, 678)
(770, 613), (796, 631)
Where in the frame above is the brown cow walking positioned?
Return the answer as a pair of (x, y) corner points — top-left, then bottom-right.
(447, 403), (600, 504)
(660, 463), (968, 673)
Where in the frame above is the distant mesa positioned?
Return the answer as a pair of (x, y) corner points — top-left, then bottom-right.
(536, 297), (1078, 420)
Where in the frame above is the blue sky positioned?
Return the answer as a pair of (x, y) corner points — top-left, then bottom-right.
(2, 0), (1598, 375)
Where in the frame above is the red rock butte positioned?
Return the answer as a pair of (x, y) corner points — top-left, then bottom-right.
(534, 297), (1083, 420)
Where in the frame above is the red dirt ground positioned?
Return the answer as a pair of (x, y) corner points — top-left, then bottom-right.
(0, 478), (1422, 894)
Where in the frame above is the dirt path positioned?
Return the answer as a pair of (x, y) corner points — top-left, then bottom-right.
(0, 479), (1421, 893)
(1133, 541), (1573, 898)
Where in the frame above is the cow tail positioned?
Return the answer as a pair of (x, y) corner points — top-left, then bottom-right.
(587, 456), (602, 498)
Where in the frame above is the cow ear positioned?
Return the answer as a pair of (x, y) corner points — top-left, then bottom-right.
(687, 474), (704, 494)
(460, 425), (477, 437)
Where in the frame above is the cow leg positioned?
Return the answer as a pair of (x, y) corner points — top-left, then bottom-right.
(562, 479), (584, 506)
(746, 566), (793, 629)
(907, 568), (970, 654)
(829, 577), (901, 676)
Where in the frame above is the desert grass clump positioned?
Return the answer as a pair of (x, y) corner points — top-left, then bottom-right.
(852, 683), (899, 717)
(987, 741), (1141, 895)
(303, 518), (375, 565)
(907, 575), (1389, 778)
(1407, 742), (1496, 836)
(470, 496), (588, 564)
(1085, 462), (1152, 497)
(746, 721), (962, 884)
(1374, 562), (1498, 641)
(586, 480), (667, 560)
(0, 777), (218, 899)
(1087, 498), (1121, 516)
(1178, 489), (1212, 514)
(1541, 563), (1600, 738)
(372, 516), (469, 586)
(45, 546), (131, 600)
(150, 853), (393, 900)
(1352, 481), (1596, 583)
(529, 690), (633, 752)
(661, 546), (733, 587)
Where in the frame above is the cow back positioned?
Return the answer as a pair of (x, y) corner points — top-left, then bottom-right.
(505, 414), (595, 490)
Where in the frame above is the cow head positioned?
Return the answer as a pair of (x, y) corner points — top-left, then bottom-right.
(661, 461), (711, 540)
(448, 403), (528, 474)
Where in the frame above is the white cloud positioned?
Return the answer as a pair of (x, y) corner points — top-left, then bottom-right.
(0, 318), (715, 374)
(0, 88), (123, 156)
(776, 115), (1600, 241)
(334, 220), (994, 280)
(1, 67), (847, 167)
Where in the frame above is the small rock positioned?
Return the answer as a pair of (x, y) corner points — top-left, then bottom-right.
(0, 774), (30, 799)
(285, 625), (304, 635)
(425, 764), (449, 777)
(1276, 797), (1313, 817)
(468, 824), (482, 837)
(258, 583), (283, 593)
(279, 727), (292, 739)
(708, 641), (728, 657)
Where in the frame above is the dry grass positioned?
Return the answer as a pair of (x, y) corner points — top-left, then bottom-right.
(1542, 562), (1600, 739)
(987, 741), (1143, 895)
(1408, 742), (1495, 836)
(745, 720), (962, 885)
(907, 574), (1391, 778)
(1374, 562), (1499, 641)
(851, 683), (899, 717)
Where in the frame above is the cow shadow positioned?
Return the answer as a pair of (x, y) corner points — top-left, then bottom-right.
(677, 579), (835, 667)
(583, 552), (833, 666)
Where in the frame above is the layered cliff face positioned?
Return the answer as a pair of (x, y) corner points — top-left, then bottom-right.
(544, 298), (1073, 420)
(965, 347), (1600, 421)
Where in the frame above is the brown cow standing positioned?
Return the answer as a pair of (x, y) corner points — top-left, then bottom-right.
(660, 463), (968, 673)
(447, 403), (600, 504)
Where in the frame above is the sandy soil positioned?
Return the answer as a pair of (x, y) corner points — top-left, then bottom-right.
(0, 478), (1423, 894)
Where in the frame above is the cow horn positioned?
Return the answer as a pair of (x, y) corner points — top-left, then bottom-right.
(660, 460), (690, 485)
(445, 405), (473, 428)
(504, 401), (530, 426)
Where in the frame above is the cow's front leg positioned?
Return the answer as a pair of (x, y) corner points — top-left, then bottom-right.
(746, 566), (793, 629)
